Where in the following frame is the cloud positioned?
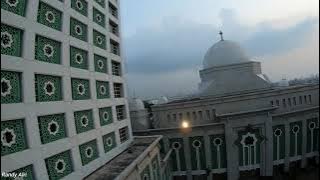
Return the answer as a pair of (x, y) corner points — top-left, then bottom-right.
(123, 9), (319, 98)
(262, 24), (319, 81)
(126, 68), (200, 99)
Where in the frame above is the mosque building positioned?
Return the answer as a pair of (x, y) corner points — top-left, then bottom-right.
(131, 32), (319, 180)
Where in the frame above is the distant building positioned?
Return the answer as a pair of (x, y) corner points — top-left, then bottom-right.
(1, 1), (169, 180)
(134, 34), (319, 180)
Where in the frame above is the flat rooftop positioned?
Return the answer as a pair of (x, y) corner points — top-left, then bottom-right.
(85, 136), (160, 180)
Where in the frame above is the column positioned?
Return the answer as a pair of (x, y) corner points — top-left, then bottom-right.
(301, 119), (307, 168)
(204, 134), (212, 180)
(264, 114), (274, 176)
(225, 122), (239, 180)
(284, 121), (290, 172)
(183, 137), (192, 180)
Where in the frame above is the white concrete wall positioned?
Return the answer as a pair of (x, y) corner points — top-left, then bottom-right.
(1, 0), (134, 179)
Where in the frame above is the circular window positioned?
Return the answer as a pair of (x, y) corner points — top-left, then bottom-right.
(1, 32), (13, 48)
(85, 146), (93, 158)
(96, 36), (103, 45)
(274, 129), (282, 137)
(47, 121), (60, 135)
(241, 133), (257, 147)
(99, 85), (106, 95)
(77, 84), (86, 95)
(97, 60), (104, 69)
(43, 44), (54, 58)
(1, 78), (12, 97)
(6, 0), (19, 7)
(309, 122), (316, 130)
(106, 137), (113, 147)
(44, 81), (56, 96)
(192, 140), (201, 148)
(74, 25), (83, 35)
(54, 159), (66, 173)
(1, 128), (16, 147)
(80, 115), (89, 127)
(292, 125), (300, 134)
(45, 11), (55, 23)
(213, 138), (223, 146)
(102, 111), (109, 121)
(76, 0), (83, 10)
(75, 53), (83, 64)
(96, 14), (102, 22)
(172, 142), (181, 150)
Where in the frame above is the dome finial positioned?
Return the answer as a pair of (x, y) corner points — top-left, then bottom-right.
(219, 31), (224, 41)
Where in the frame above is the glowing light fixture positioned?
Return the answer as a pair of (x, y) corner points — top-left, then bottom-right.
(181, 121), (189, 128)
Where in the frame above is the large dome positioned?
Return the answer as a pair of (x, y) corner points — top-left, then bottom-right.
(129, 98), (145, 111)
(203, 40), (250, 68)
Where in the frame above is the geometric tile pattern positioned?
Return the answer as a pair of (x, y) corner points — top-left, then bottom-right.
(1, 70), (22, 104)
(70, 46), (88, 70)
(102, 132), (116, 153)
(1, 119), (27, 156)
(99, 107), (113, 126)
(94, 54), (108, 74)
(1, 24), (23, 57)
(37, 2), (62, 31)
(35, 74), (62, 102)
(70, 17), (88, 42)
(71, 78), (90, 100)
(74, 109), (94, 134)
(35, 35), (61, 64)
(93, 8), (105, 27)
(79, 139), (99, 165)
(7, 165), (34, 180)
(93, 29), (106, 49)
(94, 0), (105, 8)
(1, 0), (27, 16)
(2, 0), (128, 179)
(45, 150), (73, 180)
(96, 80), (109, 99)
(38, 113), (67, 144)
(71, 0), (88, 17)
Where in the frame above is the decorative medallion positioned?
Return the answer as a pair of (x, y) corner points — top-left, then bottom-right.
(43, 81), (56, 96)
(1, 32), (13, 48)
(74, 25), (82, 35)
(77, 83), (85, 95)
(54, 159), (66, 173)
(1, 128), (16, 147)
(47, 120), (59, 135)
(45, 11), (55, 23)
(80, 115), (89, 127)
(74, 53), (83, 64)
(6, 0), (19, 7)
(76, 0), (83, 10)
(85, 146), (93, 158)
(43, 44), (54, 58)
(1, 78), (12, 97)
(99, 85), (106, 95)
(96, 36), (102, 45)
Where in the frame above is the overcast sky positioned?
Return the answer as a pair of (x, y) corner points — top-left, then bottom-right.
(120, 0), (319, 99)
